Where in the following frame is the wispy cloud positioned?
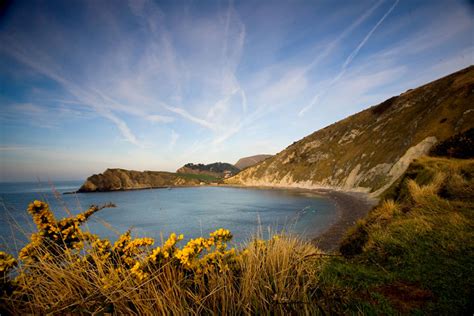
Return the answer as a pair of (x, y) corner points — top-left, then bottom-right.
(1, 0), (236, 147)
(342, 0), (400, 70)
(300, 0), (385, 77)
(299, 0), (399, 116)
(0, 35), (147, 146)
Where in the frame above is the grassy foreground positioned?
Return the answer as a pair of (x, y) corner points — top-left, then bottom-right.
(1, 157), (473, 314)
(333, 156), (474, 314)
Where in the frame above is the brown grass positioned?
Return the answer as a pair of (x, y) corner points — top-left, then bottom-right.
(1, 227), (326, 314)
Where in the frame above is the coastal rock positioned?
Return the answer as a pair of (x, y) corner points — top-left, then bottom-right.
(77, 169), (201, 192)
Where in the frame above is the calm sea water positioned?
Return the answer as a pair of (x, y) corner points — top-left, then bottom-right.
(0, 181), (336, 251)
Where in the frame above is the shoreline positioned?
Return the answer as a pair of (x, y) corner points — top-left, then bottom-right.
(311, 189), (377, 252)
(224, 185), (378, 251)
(68, 183), (378, 251)
(219, 184), (378, 251)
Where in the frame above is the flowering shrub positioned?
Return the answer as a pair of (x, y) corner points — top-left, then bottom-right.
(1, 201), (240, 295)
(0, 200), (322, 314)
(13, 201), (239, 277)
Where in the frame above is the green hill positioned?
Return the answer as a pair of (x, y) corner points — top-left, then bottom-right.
(176, 162), (239, 178)
(226, 66), (474, 197)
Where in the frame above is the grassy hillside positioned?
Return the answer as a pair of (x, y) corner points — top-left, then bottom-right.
(227, 66), (474, 196)
(176, 172), (221, 183)
(325, 156), (474, 314)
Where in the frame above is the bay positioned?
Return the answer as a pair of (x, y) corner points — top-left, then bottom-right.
(0, 181), (337, 251)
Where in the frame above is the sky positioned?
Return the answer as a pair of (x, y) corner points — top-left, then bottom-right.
(0, 0), (473, 182)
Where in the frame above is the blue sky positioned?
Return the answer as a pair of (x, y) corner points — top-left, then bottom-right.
(0, 0), (473, 181)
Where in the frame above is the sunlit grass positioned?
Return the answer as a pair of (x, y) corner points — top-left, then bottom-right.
(333, 157), (474, 314)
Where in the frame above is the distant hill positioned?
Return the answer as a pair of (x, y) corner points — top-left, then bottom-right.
(234, 154), (273, 170)
(177, 162), (239, 178)
(226, 66), (474, 197)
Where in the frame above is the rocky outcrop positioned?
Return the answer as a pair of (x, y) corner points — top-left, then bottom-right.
(78, 169), (201, 192)
(226, 66), (474, 197)
(234, 155), (273, 170)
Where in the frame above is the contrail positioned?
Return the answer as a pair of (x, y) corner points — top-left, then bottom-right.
(299, 0), (399, 116)
(301, 0), (384, 76)
(342, 0), (399, 70)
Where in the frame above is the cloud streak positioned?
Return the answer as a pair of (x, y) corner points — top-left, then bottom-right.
(299, 0), (399, 116)
(0, 35), (146, 146)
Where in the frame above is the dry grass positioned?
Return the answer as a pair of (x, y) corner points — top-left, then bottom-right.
(0, 204), (326, 314)
(333, 157), (474, 314)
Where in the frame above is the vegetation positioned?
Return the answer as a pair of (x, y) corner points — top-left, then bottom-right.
(181, 162), (239, 174)
(1, 157), (473, 314)
(430, 127), (474, 159)
(176, 172), (221, 183)
(234, 154), (273, 170)
(78, 169), (205, 192)
(334, 156), (474, 314)
(0, 202), (325, 314)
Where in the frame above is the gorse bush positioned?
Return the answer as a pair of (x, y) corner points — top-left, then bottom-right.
(0, 200), (325, 314)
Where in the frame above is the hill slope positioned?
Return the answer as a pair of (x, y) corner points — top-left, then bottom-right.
(176, 162), (239, 178)
(234, 155), (273, 170)
(226, 66), (474, 196)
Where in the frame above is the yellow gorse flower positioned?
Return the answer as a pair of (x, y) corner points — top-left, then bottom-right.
(19, 201), (113, 264)
(6, 201), (257, 292)
(0, 251), (17, 274)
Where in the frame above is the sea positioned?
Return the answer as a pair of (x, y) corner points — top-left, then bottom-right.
(0, 181), (337, 252)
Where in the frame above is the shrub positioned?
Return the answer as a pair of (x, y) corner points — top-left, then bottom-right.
(0, 201), (325, 314)
(430, 128), (474, 159)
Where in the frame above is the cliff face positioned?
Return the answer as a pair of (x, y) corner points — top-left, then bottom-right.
(226, 66), (474, 197)
(234, 155), (273, 170)
(78, 169), (201, 192)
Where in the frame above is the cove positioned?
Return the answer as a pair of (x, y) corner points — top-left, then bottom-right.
(0, 182), (337, 249)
